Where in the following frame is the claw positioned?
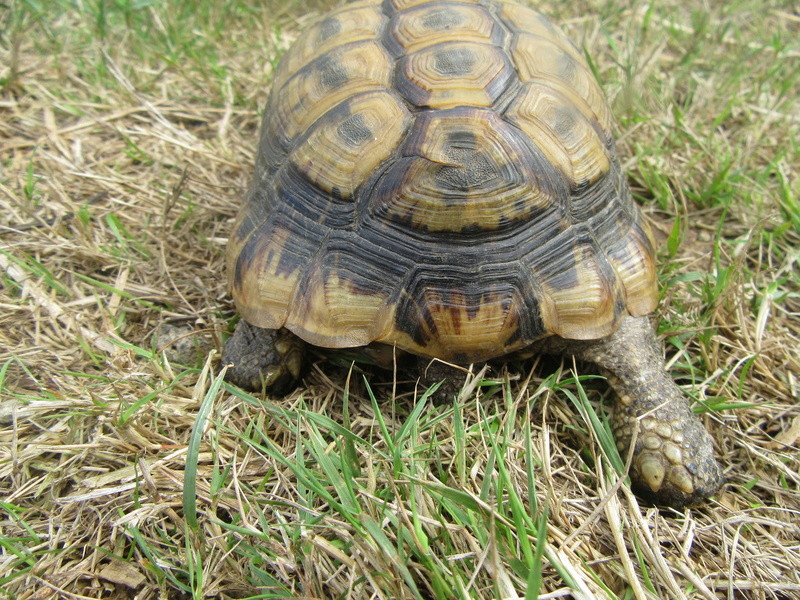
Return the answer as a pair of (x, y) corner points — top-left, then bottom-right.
(668, 466), (695, 496)
(637, 453), (666, 492)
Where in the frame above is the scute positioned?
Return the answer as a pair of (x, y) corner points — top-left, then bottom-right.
(539, 241), (623, 340)
(506, 83), (610, 188)
(391, 0), (481, 10)
(604, 221), (659, 316)
(383, 264), (544, 362)
(230, 213), (316, 331)
(390, 3), (500, 53)
(396, 42), (514, 108)
(366, 108), (556, 232)
(497, 1), (583, 62)
(228, 0), (659, 361)
(285, 267), (389, 348)
(290, 91), (412, 198)
(511, 34), (612, 132)
(268, 41), (394, 144)
(272, 5), (386, 91)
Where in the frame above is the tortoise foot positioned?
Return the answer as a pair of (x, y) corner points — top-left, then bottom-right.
(621, 409), (725, 507)
(222, 321), (305, 394)
(544, 315), (725, 508)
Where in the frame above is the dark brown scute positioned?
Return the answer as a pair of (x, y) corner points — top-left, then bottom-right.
(323, 233), (409, 296)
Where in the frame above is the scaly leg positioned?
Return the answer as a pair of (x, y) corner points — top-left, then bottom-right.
(536, 315), (724, 507)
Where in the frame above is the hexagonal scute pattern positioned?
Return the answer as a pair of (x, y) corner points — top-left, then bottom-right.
(228, 0), (659, 361)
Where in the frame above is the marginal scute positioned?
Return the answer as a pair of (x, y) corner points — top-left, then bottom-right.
(290, 91), (412, 198)
(286, 267), (390, 348)
(538, 242), (623, 340)
(384, 271), (529, 361)
(229, 220), (301, 331)
(396, 42), (513, 108)
(505, 83), (610, 187)
(604, 220), (658, 316)
(397, 289), (515, 358)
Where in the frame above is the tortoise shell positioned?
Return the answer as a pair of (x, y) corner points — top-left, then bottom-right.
(228, 0), (658, 364)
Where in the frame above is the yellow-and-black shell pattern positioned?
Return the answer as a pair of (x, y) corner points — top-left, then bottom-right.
(228, 0), (658, 363)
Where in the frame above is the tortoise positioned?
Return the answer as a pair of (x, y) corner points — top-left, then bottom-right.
(222, 0), (724, 507)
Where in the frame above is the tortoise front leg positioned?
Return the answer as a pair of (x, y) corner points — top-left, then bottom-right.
(222, 321), (305, 394)
(537, 315), (724, 507)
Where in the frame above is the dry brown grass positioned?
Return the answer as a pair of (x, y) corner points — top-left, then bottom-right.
(1, 0), (798, 599)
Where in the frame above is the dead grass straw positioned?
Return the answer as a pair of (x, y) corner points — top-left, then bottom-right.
(1, 1), (798, 599)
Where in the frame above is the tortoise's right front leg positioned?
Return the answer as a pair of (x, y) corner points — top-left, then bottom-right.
(576, 316), (724, 507)
(222, 320), (305, 394)
(534, 316), (724, 507)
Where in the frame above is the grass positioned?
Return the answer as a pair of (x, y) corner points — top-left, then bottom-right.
(1, 0), (799, 599)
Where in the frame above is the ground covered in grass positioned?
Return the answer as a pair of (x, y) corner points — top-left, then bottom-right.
(1, 0), (798, 598)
